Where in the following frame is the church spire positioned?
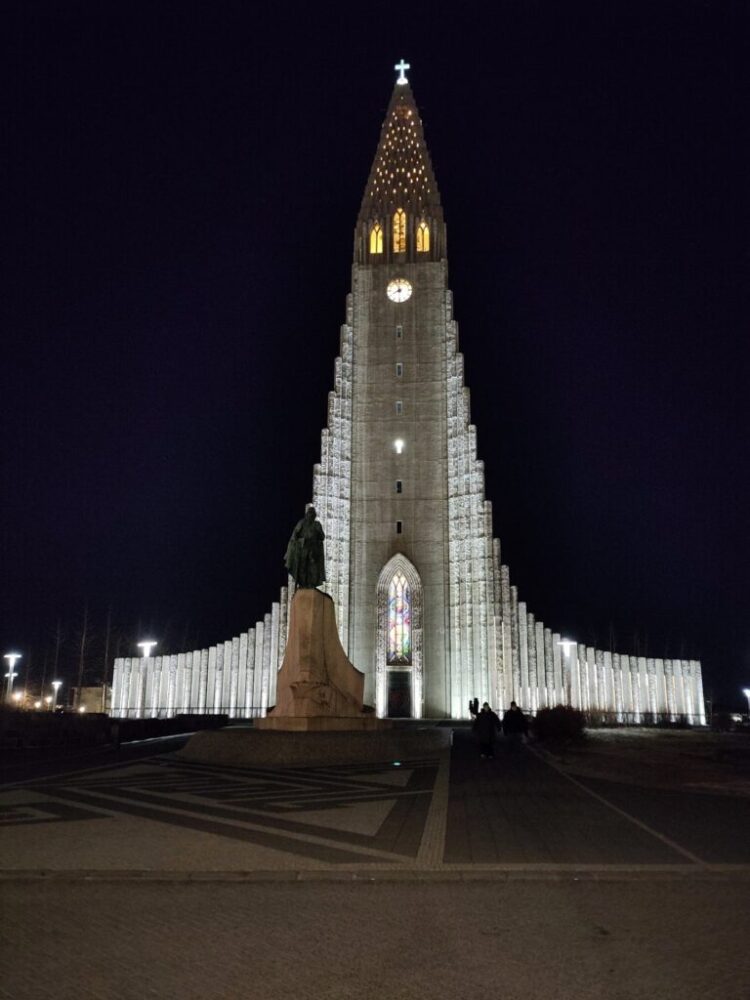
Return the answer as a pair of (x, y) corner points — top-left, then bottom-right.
(355, 63), (445, 264)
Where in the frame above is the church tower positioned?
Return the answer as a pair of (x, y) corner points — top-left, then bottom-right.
(313, 63), (502, 718)
(111, 63), (706, 726)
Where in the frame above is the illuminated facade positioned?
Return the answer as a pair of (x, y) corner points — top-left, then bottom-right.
(111, 66), (705, 724)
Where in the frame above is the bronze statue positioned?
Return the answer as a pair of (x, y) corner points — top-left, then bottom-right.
(284, 506), (325, 588)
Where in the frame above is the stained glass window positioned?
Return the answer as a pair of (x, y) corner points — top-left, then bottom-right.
(416, 221), (430, 252)
(387, 571), (412, 665)
(393, 209), (406, 253)
(369, 223), (383, 254)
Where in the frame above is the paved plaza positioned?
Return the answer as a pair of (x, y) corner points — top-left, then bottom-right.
(1, 729), (749, 998)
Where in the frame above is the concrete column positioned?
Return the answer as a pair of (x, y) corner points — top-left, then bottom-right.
(229, 637), (240, 718)
(544, 628), (554, 706)
(244, 630), (256, 717)
(654, 658), (667, 715)
(614, 654), (625, 722)
(206, 647), (217, 714)
(262, 613), (273, 711)
(603, 651), (613, 714)
(253, 624), (265, 715)
(526, 613), (537, 712)
(534, 622), (545, 708)
(237, 633), (248, 717)
(594, 650), (605, 715)
(587, 648), (597, 713)
(516, 600), (527, 708)
(510, 585), (521, 704)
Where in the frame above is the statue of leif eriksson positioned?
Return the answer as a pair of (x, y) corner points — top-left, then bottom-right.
(284, 506), (325, 589)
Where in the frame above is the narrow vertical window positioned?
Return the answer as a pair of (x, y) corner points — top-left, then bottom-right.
(395, 363), (403, 377)
(396, 325), (403, 339)
(369, 223), (383, 254)
(396, 520), (403, 535)
(395, 480), (402, 493)
(387, 571), (411, 664)
(416, 221), (430, 253)
(393, 209), (406, 253)
(395, 400), (403, 414)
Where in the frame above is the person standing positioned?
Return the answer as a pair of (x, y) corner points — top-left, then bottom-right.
(473, 702), (501, 758)
(502, 700), (528, 751)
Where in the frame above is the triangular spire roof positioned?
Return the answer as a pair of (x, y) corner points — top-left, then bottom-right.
(358, 72), (443, 223)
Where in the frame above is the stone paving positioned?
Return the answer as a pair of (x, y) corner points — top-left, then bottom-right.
(1, 728), (749, 998)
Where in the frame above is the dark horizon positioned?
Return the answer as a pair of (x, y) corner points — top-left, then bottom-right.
(2, 1), (748, 707)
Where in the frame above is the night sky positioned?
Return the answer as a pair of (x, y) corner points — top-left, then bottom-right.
(3, 1), (748, 706)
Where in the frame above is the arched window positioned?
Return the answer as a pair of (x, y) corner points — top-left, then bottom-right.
(369, 223), (383, 254)
(392, 209), (406, 253)
(416, 221), (430, 253)
(387, 571), (412, 665)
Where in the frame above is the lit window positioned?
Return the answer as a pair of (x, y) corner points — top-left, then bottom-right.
(396, 520), (403, 534)
(395, 363), (403, 377)
(369, 223), (383, 254)
(416, 221), (430, 253)
(394, 439), (404, 454)
(393, 209), (406, 253)
(395, 400), (403, 414)
(387, 571), (412, 664)
(395, 480), (402, 493)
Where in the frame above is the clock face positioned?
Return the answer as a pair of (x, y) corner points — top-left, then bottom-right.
(387, 278), (412, 303)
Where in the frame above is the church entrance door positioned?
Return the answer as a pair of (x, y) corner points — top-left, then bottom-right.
(387, 670), (412, 718)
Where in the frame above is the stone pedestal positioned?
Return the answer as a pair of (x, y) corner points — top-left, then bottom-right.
(256, 588), (383, 731)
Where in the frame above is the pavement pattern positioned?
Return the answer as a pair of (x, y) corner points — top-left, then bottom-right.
(1, 728), (749, 998)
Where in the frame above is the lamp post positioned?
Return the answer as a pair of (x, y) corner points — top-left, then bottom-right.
(51, 680), (62, 711)
(136, 641), (157, 719)
(743, 688), (750, 719)
(4, 653), (21, 703)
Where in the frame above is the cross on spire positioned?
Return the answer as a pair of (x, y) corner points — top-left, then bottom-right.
(394, 59), (410, 85)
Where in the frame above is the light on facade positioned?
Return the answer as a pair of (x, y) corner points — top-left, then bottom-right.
(137, 640), (157, 658)
(394, 439), (405, 454)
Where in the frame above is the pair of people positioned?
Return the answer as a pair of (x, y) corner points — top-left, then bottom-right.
(472, 700), (528, 758)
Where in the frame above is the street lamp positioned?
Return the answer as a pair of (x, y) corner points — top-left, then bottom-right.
(4, 652), (21, 701)
(137, 640), (157, 658)
(51, 680), (62, 711)
(743, 688), (750, 718)
(34, 701), (42, 709)
(44, 695), (53, 709)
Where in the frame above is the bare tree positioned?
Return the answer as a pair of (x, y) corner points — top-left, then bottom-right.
(73, 604), (92, 709)
(101, 606), (112, 712)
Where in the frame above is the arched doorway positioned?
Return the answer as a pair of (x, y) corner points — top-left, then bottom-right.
(376, 554), (423, 718)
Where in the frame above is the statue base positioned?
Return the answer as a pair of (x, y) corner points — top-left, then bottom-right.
(263, 588), (375, 729)
(255, 715), (389, 732)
